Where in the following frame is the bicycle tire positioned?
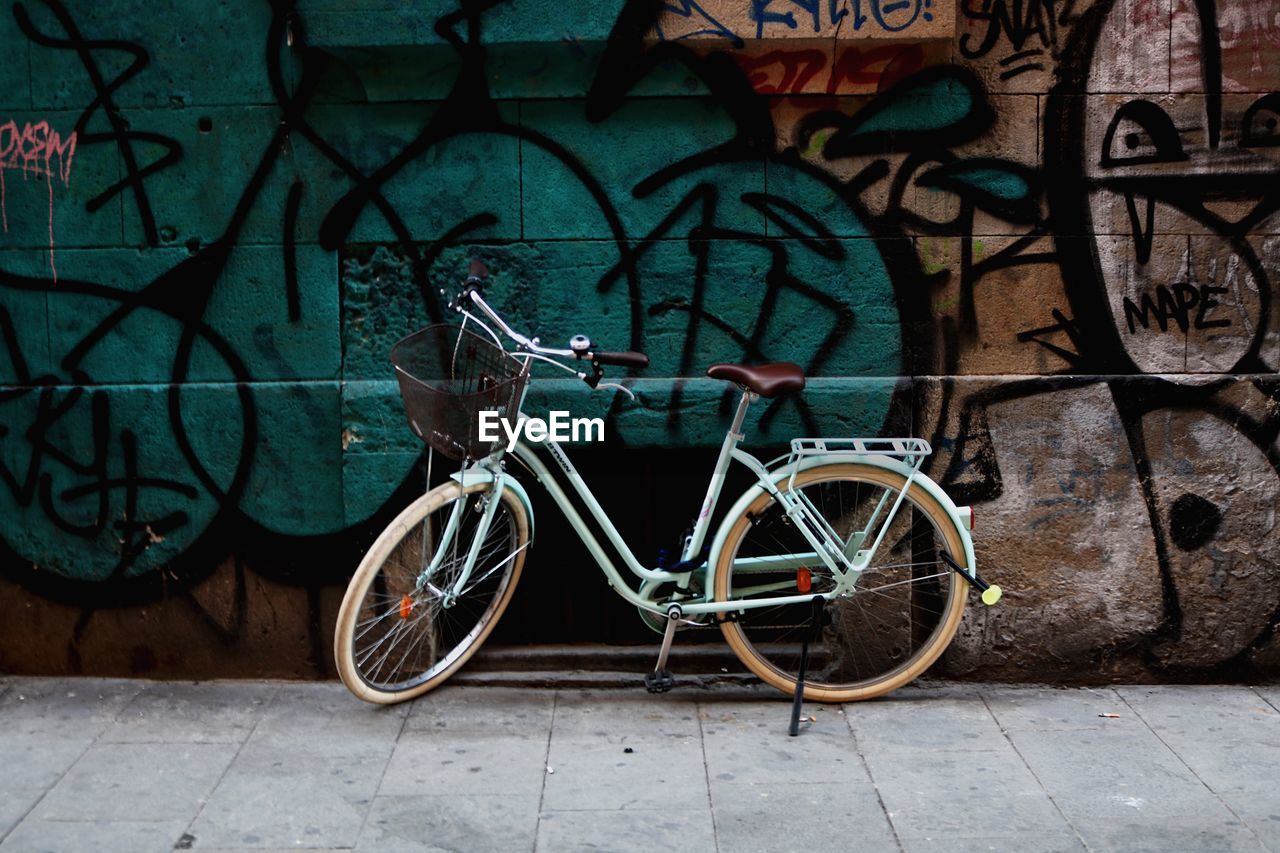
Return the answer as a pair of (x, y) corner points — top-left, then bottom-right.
(714, 462), (967, 702)
(335, 478), (530, 704)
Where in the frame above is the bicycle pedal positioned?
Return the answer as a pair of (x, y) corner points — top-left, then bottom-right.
(644, 670), (675, 694)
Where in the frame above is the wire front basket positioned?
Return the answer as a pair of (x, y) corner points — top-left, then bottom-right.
(391, 324), (528, 461)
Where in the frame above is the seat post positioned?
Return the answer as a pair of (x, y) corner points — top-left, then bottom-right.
(681, 389), (754, 563)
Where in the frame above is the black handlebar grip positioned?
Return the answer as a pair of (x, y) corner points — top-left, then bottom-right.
(467, 259), (489, 284)
(591, 351), (649, 369)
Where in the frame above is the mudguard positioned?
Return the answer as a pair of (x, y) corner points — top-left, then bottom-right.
(449, 467), (536, 541)
(705, 453), (976, 596)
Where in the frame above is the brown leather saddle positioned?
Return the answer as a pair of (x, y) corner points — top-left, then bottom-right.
(706, 362), (806, 398)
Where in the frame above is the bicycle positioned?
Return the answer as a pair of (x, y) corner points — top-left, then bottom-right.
(334, 260), (1002, 706)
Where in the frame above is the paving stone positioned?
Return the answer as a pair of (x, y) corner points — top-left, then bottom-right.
(253, 681), (409, 744)
(550, 690), (702, 737)
(185, 715), (398, 850)
(0, 678), (143, 739)
(899, 836), (1084, 852)
(700, 701), (864, 785)
(1070, 817), (1267, 853)
(844, 687), (1006, 752)
(2, 678), (1279, 851)
(184, 767), (372, 850)
(100, 681), (278, 744)
(536, 808), (715, 852)
(1005, 726), (1237, 824)
(356, 794), (541, 852)
(982, 685), (1140, 733)
(1117, 685), (1280, 739)
(1117, 686), (1280, 848)
(379, 731), (548, 798)
(541, 727), (707, 812)
(0, 792), (39, 841)
(0, 818), (190, 853)
(0, 733), (95, 800)
(710, 782), (899, 852)
(30, 742), (237, 823)
(1254, 685), (1280, 712)
(861, 747), (1070, 840)
(404, 686), (555, 737)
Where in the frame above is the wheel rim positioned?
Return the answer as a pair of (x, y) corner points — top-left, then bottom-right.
(718, 466), (964, 697)
(349, 489), (523, 693)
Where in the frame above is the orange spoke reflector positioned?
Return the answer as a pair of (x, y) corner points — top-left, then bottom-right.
(399, 595), (414, 620)
(797, 568), (812, 593)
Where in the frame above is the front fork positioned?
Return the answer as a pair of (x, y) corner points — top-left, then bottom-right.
(416, 472), (506, 608)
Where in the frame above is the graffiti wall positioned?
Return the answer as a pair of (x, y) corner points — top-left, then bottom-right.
(0, 0), (1276, 680)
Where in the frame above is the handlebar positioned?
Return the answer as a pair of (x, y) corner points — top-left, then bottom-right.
(591, 350), (650, 368)
(461, 276), (648, 370)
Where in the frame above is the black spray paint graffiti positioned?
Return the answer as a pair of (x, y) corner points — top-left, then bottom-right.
(930, 0), (1280, 672)
(3, 0), (1276, 677)
(0, 0), (924, 668)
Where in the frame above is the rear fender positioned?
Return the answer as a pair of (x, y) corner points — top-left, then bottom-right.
(706, 453), (975, 595)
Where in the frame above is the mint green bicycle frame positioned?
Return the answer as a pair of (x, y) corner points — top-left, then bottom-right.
(428, 387), (979, 620)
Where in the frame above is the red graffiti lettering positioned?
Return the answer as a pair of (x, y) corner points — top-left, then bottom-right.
(0, 119), (77, 282)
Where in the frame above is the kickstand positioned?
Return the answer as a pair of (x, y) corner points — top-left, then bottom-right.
(789, 596), (827, 737)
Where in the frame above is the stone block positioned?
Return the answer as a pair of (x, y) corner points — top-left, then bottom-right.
(1171, 0), (1280, 94)
(0, 110), (122, 255)
(519, 97), (766, 240)
(199, 244), (341, 382)
(43, 246), (329, 384)
(237, 380), (345, 537)
(24, 0), (275, 109)
(1092, 232), (1192, 374)
(0, 381), (241, 582)
(1085, 0), (1172, 94)
(1140, 398), (1280, 668)
(115, 106), (287, 249)
(0, 15), (30, 111)
(922, 378), (1165, 677)
(918, 234), (1078, 375)
(341, 450), (422, 529)
(300, 101), (522, 244)
(727, 38), (836, 94)
(653, 0), (954, 43)
(0, 287), (49, 382)
(1187, 234), (1279, 373)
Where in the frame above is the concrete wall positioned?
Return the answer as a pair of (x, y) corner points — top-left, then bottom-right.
(1, 0), (1277, 680)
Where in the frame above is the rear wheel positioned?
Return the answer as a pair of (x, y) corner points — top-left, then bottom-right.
(335, 479), (529, 704)
(714, 463), (967, 702)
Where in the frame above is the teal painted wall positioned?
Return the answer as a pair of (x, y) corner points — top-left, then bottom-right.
(0, 0), (908, 588)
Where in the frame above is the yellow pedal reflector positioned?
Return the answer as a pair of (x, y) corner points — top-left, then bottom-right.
(981, 585), (1002, 606)
(796, 568), (812, 594)
(399, 595), (414, 619)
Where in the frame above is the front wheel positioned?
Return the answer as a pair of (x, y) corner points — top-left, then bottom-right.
(714, 463), (967, 702)
(335, 478), (530, 704)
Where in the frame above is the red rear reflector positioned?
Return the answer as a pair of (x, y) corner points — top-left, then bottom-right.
(970, 507), (975, 530)
(399, 595), (413, 619)
(797, 568), (812, 593)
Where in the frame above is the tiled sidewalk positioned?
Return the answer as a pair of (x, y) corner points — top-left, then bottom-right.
(1, 677), (1277, 851)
